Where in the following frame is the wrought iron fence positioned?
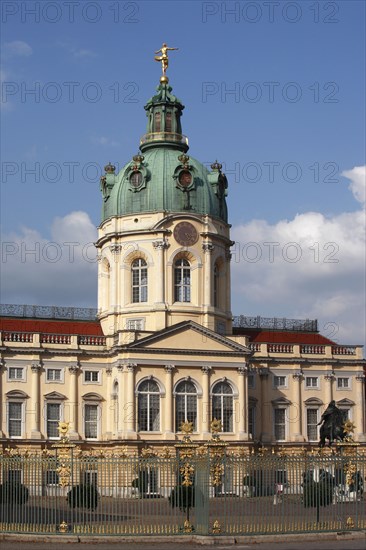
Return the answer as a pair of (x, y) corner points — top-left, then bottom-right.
(0, 447), (365, 536)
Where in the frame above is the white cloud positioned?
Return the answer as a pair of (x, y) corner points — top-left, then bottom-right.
(231, 166), (366, 346)
(1, 212), (98, 307)
(342, 165), (366, 206)
(3, 40), (33, 58)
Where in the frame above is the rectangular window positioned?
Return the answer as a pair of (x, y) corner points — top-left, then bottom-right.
(7, 469), (22, 484)
(339, 409), (350, 422)
(84, 371), (99, 383)
(248, 375), (255, 389)
(126, 318), (144, 331)
(84, 404), (98, 439)
(8, 367), (24, 380)
(337, 377), (350, 389)
(46, 403), (61, 438)
(274, 375), (287, 388)
(45, 470), (59, 485)
(305, 376), (319, 388)
(83, 471), (98, 487)
(274, 408), (286, 441)
(307, 408), (319, 441)
(8, 402), (22, 437)
(46, 369), (62, 382)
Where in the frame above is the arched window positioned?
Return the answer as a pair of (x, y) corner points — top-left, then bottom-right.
(154, 112), (161, 132)
(165, 111), (172, 132)
(212, 381), (233, 432)
(174, 258), (191, 302)
(175, 380), (197, 431)
(137, 379), (160, 432)
(132, 258), (148, 303)
(213, 264), (219, 307)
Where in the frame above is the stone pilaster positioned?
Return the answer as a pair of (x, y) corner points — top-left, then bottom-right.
(324, 371), (335, 404)
(30, 362), (42, 439)
(292, 370), (305, 441)
(259, 366), (271, 443)
(355, 373), (366, 442)
(68, 364), (80, 440)
(105, 366), (113, 439)
(125, 363), (137, 439)
(237, 364), (249, 440)
(164, 365), (175, 439)
(201, 365), (212, 437)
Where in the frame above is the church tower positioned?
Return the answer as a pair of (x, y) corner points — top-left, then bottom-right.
(96, 50), (233, 336)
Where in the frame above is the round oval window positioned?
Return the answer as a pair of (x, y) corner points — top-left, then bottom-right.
(179, 170), (192, 188)
(130, 171), (142, 187)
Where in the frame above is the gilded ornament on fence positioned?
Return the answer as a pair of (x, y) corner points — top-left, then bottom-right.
(344, 462), (357, 486)
(183, 519), (193, 533)
(57, 421), (70, 443)
(346, 516), (355, 529)
(58, 521), (68, 533)
(180, 420), (193, 442)
(212, 520), (221, 534)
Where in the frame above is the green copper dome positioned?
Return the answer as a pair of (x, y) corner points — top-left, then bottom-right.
(100, 82), (228, 223)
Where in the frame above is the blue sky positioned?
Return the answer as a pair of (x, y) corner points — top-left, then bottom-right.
(1, 1), (365, 346)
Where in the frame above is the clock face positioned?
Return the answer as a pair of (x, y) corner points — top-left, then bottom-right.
(173, 222), (199, 246)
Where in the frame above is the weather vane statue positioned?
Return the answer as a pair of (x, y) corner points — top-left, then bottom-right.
(154, 43), (178, 83)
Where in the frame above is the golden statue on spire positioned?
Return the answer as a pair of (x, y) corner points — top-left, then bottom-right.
(154, 43), (178, 83)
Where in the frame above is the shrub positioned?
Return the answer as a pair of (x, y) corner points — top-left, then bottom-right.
(66, 484), (99, 510)
(0, 482), (29, 505)
(303, 480), (333, 508)
(169, 485), (195, 512)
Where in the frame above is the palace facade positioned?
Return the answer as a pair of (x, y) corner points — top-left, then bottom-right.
(1, 72), (365, 453)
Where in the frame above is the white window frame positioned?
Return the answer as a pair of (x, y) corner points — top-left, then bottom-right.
(337, 377), (351, 390)
(83, 402), (100, 440)
(7, 469), (23, 484)
(305, 376), (319, 389)
(273, 375), (287, 389)
(174, 258), (191, 303)
(137, 379), (161, 433)
(84, 370), (101, 384)
(306, 407), (319, 442)
(7, 367), (25, 382)
(211, 381), (234, 433)
(83, 470), (98, 487)
(7, 401), (25, 439)
(273, 407), (287, 442)
(46, 368), (64, 383)
(45, 401), (63, 440)
(131, 258), (148, 303)
(45, 469), (60, 486)
(126, 318), (145, 331)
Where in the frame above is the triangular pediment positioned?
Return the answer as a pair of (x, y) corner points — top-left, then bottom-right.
(127, 321), (251, 356)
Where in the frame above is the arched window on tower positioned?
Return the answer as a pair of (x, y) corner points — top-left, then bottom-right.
(154, 112), (161, 133)
(175, 380), (197, 431)
(212, 381), (233, 432)
(132, 258), (148, 303)
(174, 258), (191, 302)
(213, 263), (219, 308)
(165, 111), (172, 132)
(137, 379), (160, 432)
